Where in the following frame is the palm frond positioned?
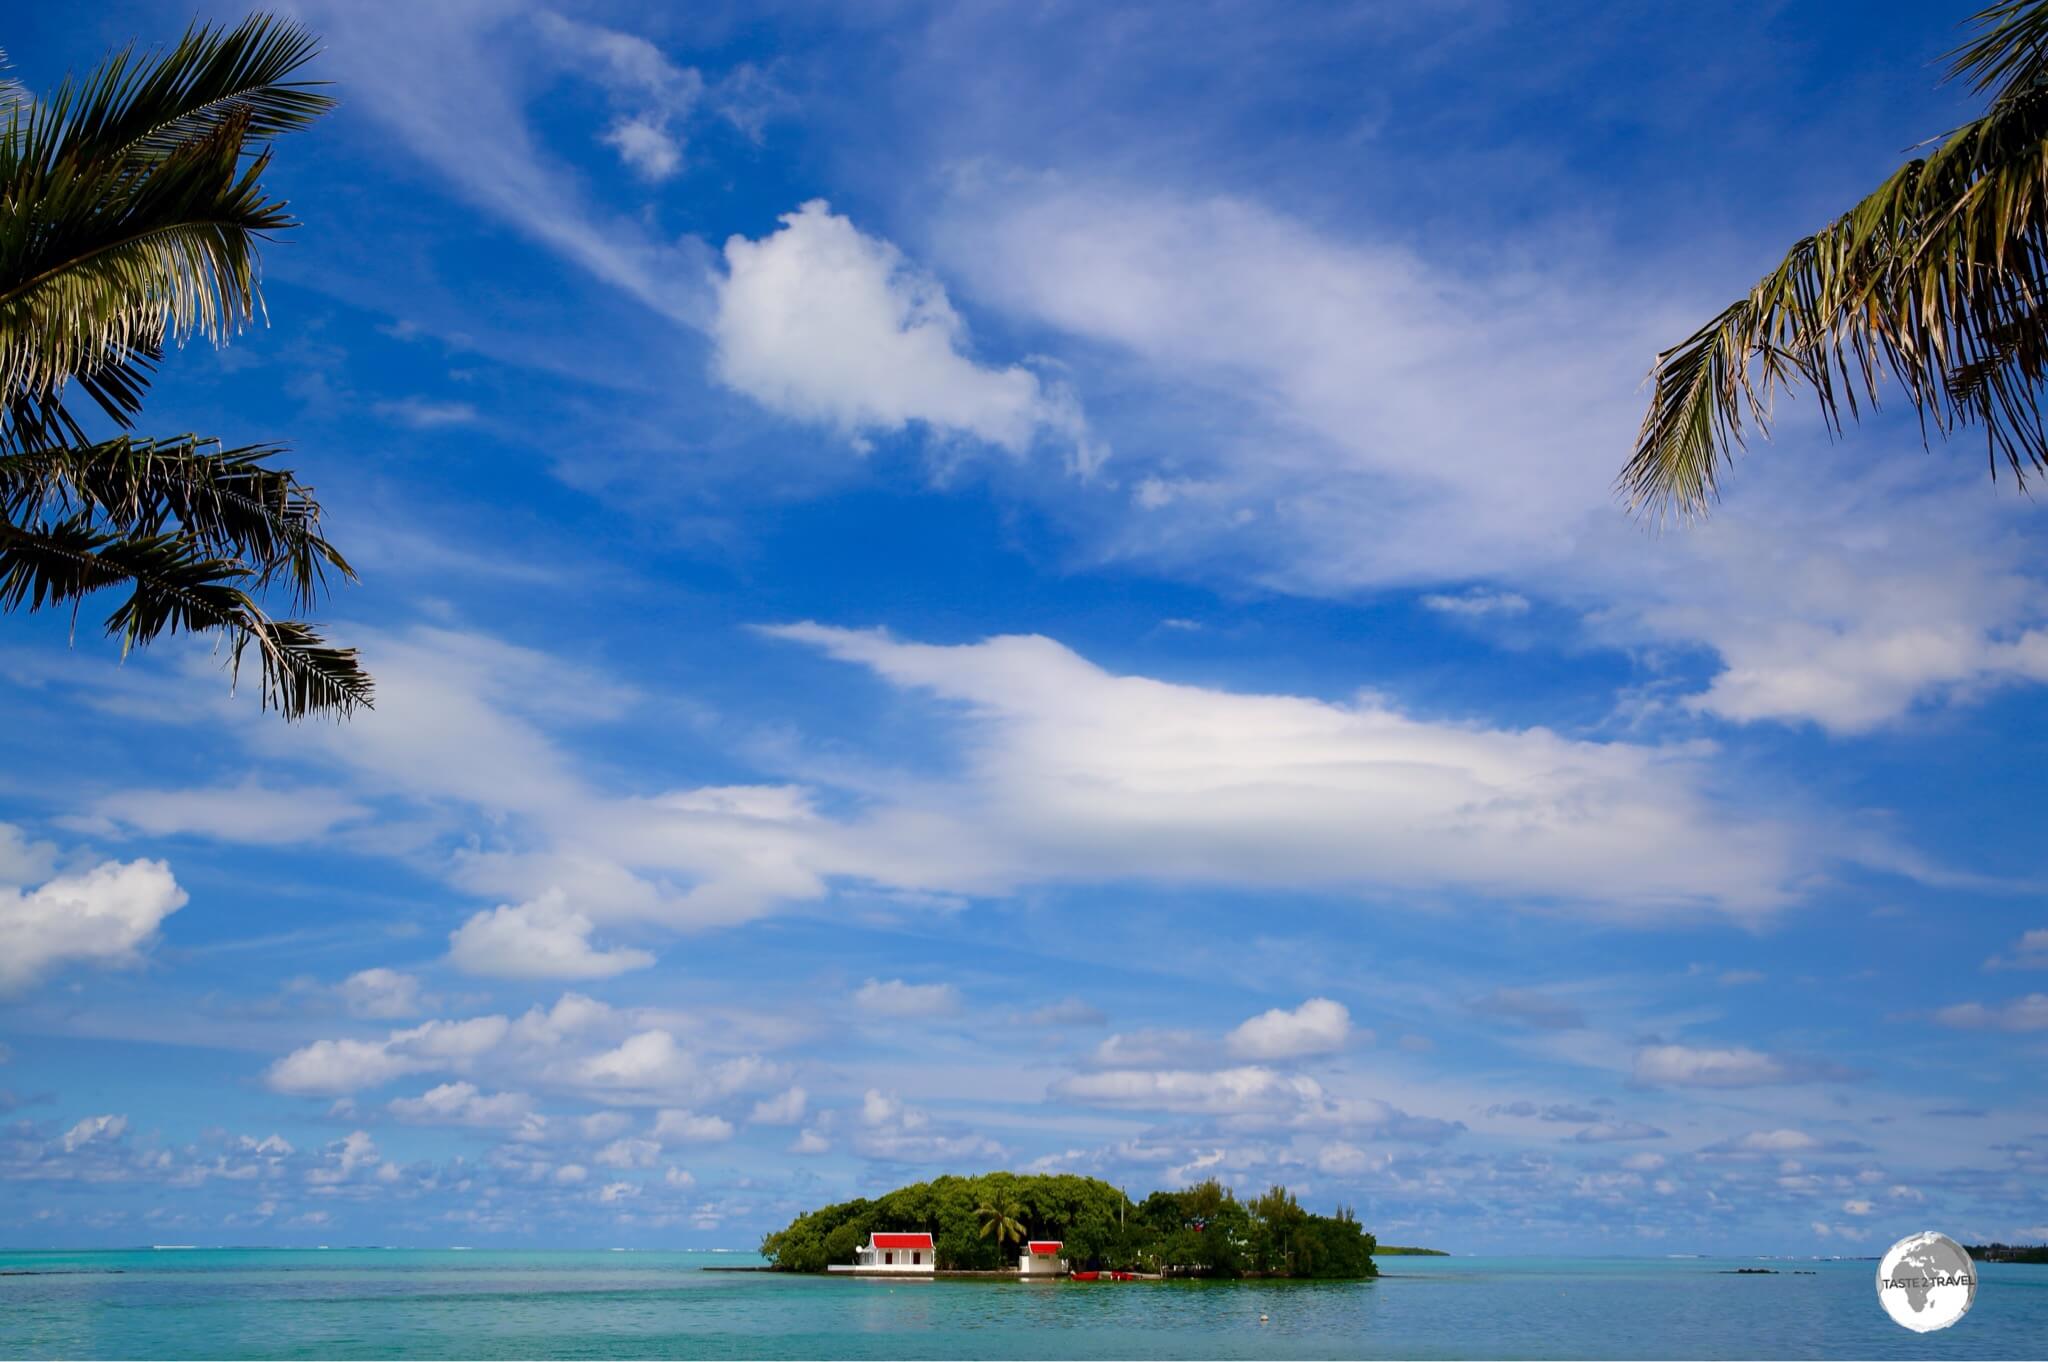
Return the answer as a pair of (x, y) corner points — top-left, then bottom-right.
(0, 515), (369, 718)
(0, 115), (293, 411)
(1627, 0), (2048, 518)
(64, 15), (331, 165)
(0, 436), (354, 609)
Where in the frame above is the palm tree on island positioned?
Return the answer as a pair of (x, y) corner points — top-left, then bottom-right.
(975, 1195), (1027, 1259)
(1, 14), (370, 718)
(1629, 0), (2048, 517)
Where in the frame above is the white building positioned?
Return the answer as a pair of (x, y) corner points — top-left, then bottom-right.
(1019, 1239), (1067, 1276)
(853, 1231), (934, 1272)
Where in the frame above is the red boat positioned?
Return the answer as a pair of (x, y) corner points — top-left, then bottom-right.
(1069, 1271), (1100, 1281)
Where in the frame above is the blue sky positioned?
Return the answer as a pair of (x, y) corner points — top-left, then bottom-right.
(3, 0), (2046, 1254)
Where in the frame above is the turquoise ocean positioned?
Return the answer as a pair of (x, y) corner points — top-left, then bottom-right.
(3, 1249), (2044, 1359)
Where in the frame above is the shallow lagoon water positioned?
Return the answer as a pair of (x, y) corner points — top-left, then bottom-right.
(3, 1249), (2044, 1358)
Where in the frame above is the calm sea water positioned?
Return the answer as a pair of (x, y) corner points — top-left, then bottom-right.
(2, 1249), (2044, 1359)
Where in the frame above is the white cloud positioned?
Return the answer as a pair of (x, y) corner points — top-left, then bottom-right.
(790, 1129), (830, 1155)
(580, 1031), (691, 1089)
(1092, 1029), (1206, 1067)
(0, 846), (187, 994)
(388, 1082), (535, 1129)
(595, 1137), (662, 1168)
(338, 968), (427, 1020)
(933, 174), (2048, 733)
(77, 780), (367, 844)
(1934, 994), (2048, 1032)
(269, 1038), (416, 1096)
(447, 892), (654, 980)
(1225, 997), (1351, 1059)
(853, 978), (962, 1018)
(749, 1086), (807, 1125)
(852, 1088), (1002, 1164)
(308, 1130), (382, 1185)
(374, 397), (480, 429)
(300, 1), (714, 327)
(766, 625), (1799, 918)
(1724, 1129), (1820, 1153)
(1987, 928), (2048, 970)
(0, 824), (57, 885)
(602, 117), (680, 180)
(712, 201), (1097, 468)
(267, 1016), (510, 1096)
(1315, 1141), (1386, 1176)
(61, 1114), (127, 1152)
(1422, 590), (1530, 617)
(1631, 1045), (1845, 1088)
(651, 1110), (734, 1143)
(1052, 1066), (1325, 1114)
(536, 10), (702, 182)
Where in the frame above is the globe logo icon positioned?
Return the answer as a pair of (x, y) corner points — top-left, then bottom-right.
(1876, 1232), (1976, 1332)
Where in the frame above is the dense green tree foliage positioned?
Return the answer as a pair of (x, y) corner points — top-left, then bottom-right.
(759, 1173), (1379, 1279)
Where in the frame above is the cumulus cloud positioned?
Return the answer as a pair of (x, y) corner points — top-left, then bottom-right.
(853, 978), (962, 1017)
(1225, 998), (1352, 1059)
(267, 1016), (511, 1096)
(712, 201), (1097, 468)
(852, 1088), (1002, 1164)
(61, 1114), (127, 1152)
(651, 1110), (734, 1143)
(595, 1137), (662, 1168)
(388, 1082), (535, 1130)
(749, 1086), (807, 1125)
(448, 892), (655, 980)
(338, 968), (428, 1020)
(0, 842), (187, 994)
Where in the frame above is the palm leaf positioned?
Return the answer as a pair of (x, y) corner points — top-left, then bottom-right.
(1627, 0), (2048, 518)
(0, 436), (354, 610)
(0, 516), (370, 717)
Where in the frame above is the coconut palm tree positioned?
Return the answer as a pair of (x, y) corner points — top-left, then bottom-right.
(975, 1196), (1027, 1259)
(1628, 0), (2048, 519)
(1, 15), (370, 718)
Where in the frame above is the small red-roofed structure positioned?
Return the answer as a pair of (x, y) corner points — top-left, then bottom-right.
(1020, 1239), (1067, 1276)
(852, 1231), (934, 1272)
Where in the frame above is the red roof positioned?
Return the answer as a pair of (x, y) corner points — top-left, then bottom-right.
(1027, 1241), (1063, 1254)
(870, 1232), (933, 1249)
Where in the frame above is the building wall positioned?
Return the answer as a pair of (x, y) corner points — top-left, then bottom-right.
(1018, 1251), (1067, 1276)
(856, 1245), (934, 1272)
